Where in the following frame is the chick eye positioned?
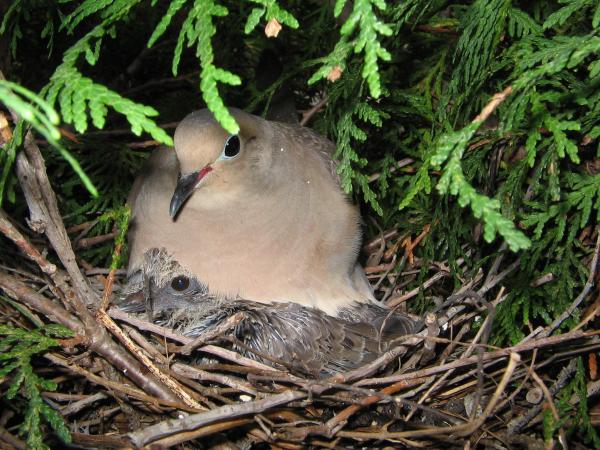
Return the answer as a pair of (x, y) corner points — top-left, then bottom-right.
(171, 276), (190, 291)
(220, 135), (240, 160)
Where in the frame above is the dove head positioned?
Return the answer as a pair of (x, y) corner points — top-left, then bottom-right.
(119, 248), (219, 323)
(170, 108), (276, 218)
(144, 249), (211, 316)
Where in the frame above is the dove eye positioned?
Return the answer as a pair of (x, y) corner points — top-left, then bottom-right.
(171, 276), (190, 291)
(219, 135), (241, 160)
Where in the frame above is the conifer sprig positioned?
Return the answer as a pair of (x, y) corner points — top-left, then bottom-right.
(309, 0), (392, 98)
(0, 324), (73, 450)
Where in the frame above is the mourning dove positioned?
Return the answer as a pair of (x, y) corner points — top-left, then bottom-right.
(128, 108), (373, 315)
(120, 249), (415, 377)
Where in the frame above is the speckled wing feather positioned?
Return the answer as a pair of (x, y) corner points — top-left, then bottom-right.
(235, 302), (415, 376)
(179, 301), (416, 377)
(119, 249), (416, 377)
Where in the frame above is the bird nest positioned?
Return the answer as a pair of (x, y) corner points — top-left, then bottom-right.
(1, 132), (599, 449)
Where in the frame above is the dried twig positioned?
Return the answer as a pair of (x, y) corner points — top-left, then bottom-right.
(44, 353), (197, 412)
(0, 208), (57, 276)
(356, 329), (589, 386)
(4, 123), (184, 404)
(541, 228), (600, 338)
(177, 312), (246, 355)
(300, 95), (328, 126)
(386, 271), (449, 307)
(97, 309), (204, 410)
(530, 369), (568, 450)
(108, 307), (283, 372)
(507, 357), (578, 433)
(126, 390), (307, 447)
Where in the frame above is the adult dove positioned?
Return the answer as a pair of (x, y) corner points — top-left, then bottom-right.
(127, 108), (373, 315)
(120, 248), (415, 377)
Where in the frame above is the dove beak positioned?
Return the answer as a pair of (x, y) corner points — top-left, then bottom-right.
(169, 166), (213, 219)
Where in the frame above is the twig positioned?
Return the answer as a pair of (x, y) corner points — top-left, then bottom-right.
(401, 223), (431, 265)
(477, 258), (520, 296)
(15, 139), (98, 305)
(0, 270), (83, 332)
(178, 312), (245, 355)
(300, 95), (328, 126)
(416, 24), (458, 34)
(355, 329), (588, 386)
(454, 352), (520, 437)
(70, 432), (131, 449)
(325, 378), (427, 436)
(60, 392), (108, 416)
(0, 209), (57, 276)
(530, 370), (568, 450)
(531, 272), (555, 287)
(386, 271), (449, 307)
(0, 426), (26, 450)
(482, 242), (507, 287)
(364, 260), (396, 275)
(328, 341), (419, 384)
(85, 267), (127, 276)
(473, 86), (513, 124)
(148, 418), (255, 448)
(171, 363), (258, 396)
(126, 390), (307, 447)
(75, 231), (118, 249)
(123, 71), (199, 96)
(97, 309), (204, 410)
(123, 325), (169, 362)
(44, 353), (197, 412)
(419, 313), (440, 364)
(337, 353), (520, 441)
(99, 238), (123, 311)
(368, 158), (415, 183)
(108, 308), (283, 372)
(540, 228), (600, 338)
(467, 290), (496, 419)
(363, 228), (399, 254)
(507, 357), (578, 433)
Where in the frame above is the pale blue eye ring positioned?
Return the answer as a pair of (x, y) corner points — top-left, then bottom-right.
(218, 135), (241, 160)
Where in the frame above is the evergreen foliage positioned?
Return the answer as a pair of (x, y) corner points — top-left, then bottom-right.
(44, 24), (173, 143)
(309, 0), (392, 99)
(1, 1), (599, 443)
(0, 322), (73, 449)
(550, 358), (600, 447)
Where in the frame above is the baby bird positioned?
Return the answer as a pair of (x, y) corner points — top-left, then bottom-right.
(120, 249), (416, 377)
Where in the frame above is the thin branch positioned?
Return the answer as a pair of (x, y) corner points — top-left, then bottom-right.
(530, 369), (568, 450)
(109, 307), (284, 372)
(126, 390), (307, 447)
(355, 329), (589, 386)
(473, 86), (513, 124)
(97, 309), (204, 410)
(0, 270), (83, 332)
(15, 140), (98, 305)
(44, 353), (197, 412)
(541, 228), (600, 338)
(0, 208), (57, 276)
(386, 271), (449, 307)
(300, 95), (328, 126)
